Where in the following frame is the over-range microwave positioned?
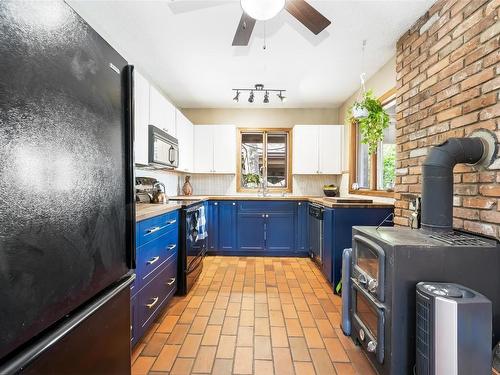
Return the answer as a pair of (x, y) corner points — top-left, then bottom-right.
(148, 125), (179, 168)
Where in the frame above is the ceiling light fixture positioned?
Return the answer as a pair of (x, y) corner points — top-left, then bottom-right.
(240, 0), (285, 21)
(233, 90), (240, 102)
(232, 84), (287, 104)
(277, 91), (287, 103)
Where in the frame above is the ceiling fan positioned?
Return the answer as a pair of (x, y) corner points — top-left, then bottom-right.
(233, 0), (331, 46)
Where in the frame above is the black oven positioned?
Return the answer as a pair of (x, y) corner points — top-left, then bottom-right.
(352, 234), (385, 301)
(351, 280), (385, 364)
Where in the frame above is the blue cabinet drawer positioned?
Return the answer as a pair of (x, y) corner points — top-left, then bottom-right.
(238, 201), (295, 213)
(137, 210), (179, 248)
(137, 257), (177, 333)
(136, 230), (178, 290)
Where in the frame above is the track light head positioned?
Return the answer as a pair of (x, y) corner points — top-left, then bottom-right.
(263, 91), (269, 104)
(277, 91), (287, 103)
(233, 90), (240, 102)
(248, 90), (254, 103)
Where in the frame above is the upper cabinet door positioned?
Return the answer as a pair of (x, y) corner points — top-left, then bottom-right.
(133, 70), (150, 165)
(319, 125), (343, 174)
(176, 110), (194, 172)
(194, 125), (214, 173)
(213, 125), (236, 174)
(292, 125), (319, 174)
(149, 85), (176, 136)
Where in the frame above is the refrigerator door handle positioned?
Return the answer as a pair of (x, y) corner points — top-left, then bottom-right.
(124, 64), (136, 270)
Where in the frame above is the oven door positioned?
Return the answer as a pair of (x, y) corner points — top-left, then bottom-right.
(351, 281), (385, 364)
(352, 234), (385, 301)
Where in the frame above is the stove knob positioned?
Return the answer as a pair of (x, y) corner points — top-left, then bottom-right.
(367, 279), (378, 293)
(367, 341), (377, 353)
(357, 273), (367, 285)
(359, 329), (365, 341)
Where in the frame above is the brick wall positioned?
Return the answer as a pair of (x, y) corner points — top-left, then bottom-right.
(395, 0), (500, 238)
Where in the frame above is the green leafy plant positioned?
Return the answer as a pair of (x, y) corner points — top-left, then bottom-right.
(242, 173), (261, 186)
(348, 90), (390, 154)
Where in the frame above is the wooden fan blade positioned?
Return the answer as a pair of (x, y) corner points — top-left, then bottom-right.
(285, 0), (331, 35)
(232, 12), (256, 46)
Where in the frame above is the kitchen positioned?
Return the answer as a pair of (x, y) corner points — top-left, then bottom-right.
(0, 1), (499, 375)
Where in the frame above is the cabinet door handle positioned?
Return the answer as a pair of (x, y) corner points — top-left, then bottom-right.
(167, 219), (177, 225)
(146, 226), (161, 234)
(298, 202), (301, 206)
(167, 277), (176, 286)
(214, 202), (218, 206)
(262, 214), (265, 218)
(265, 214), (269, 218)
(167, 244), (177, 250)
(147, 256), (160, 265)
(232, 202), (236, 206)
(146, 297), (159, 309)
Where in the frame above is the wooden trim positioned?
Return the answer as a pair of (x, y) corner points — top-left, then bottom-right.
(348, 87), (396, 198)
(236, 128), (292, 193)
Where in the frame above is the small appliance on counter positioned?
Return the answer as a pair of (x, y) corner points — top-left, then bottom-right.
(347, 134), (500, 375)
(416, 282), (492, 375)
(135, 177), (169, 204)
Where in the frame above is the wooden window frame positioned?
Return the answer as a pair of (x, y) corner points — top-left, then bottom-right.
(349, 87), (397, 198)
(236, 128), (293, 193)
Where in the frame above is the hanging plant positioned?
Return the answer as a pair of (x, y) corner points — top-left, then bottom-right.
(348, 90), (390, 155)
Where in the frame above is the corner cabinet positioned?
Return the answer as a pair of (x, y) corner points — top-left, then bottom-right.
(194, 125), (236, 173)
(292, 125), (343, 174)
(176, 110), (194, 172)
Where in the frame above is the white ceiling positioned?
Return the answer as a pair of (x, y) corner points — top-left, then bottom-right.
(68, 0), (435, 109)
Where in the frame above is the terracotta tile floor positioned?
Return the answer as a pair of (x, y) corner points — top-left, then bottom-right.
(132, 256), (377, 375)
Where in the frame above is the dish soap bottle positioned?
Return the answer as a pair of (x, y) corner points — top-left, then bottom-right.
(182, 175), (193, 196)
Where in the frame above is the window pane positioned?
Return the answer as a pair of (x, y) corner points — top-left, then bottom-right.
(357, 129), (371, 189)
(266, 133), (287, 188)
(241, 132), (263, 189)
(377, 99), (396, 190)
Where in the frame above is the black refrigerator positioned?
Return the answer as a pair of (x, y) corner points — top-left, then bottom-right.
(0, 1), (135, 373)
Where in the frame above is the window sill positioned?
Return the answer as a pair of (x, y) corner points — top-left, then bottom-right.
(349, 189), (395, 198)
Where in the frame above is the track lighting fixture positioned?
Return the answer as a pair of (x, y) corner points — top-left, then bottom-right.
(233, 90), (240, 102)
(232, 84), (286, 104)
(277, 91), (287, 103)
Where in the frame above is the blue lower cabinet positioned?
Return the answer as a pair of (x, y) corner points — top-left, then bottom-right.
(218, 201), (237, 251)
(321, 209), (334, 284)
(296, 202), (309, 251)
(238, 213), (266, 251)
(266, 212), (295, 252)
(132, 212), (179, 347)
(207, 201), (219, 251)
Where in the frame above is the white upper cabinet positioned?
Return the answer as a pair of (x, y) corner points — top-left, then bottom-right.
(319, 125), (343, 174)
(194, 125), (236, 174)
(293, 125), (343, 174)
(193, 126), (213, 173)
(133, 70), (150, 165)
(176, 110), (194, 172)
(149, 85), (176, 136)
(213, 125), (236, 174)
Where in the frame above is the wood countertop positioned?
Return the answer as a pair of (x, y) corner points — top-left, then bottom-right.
(170, 195), (394, 208)
(136, 202), (183, 222)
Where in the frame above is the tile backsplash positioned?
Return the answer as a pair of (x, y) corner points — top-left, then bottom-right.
(185, 173), (340, 197)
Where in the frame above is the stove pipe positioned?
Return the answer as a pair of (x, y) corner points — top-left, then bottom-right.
(421, 137), (485, 232)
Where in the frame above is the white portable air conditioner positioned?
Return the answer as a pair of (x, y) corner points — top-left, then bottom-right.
(415, 282), (492, 375)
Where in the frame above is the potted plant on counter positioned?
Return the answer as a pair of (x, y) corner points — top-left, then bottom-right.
(348, 89), (390, 155)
